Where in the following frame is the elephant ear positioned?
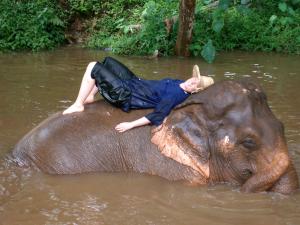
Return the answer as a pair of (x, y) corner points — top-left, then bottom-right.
(151, 105), (210, 179)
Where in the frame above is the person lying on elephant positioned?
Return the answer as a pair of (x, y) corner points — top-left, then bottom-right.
(63, 57), (214, 132)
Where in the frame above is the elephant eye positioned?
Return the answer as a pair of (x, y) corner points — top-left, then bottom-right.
(241, 138), (257, 150)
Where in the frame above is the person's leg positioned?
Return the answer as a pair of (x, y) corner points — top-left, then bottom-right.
(63, 62), (97, 115)
(84, 85), (98, 104)
(102, 57), (137, 80)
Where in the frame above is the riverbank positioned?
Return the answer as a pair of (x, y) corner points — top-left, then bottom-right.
(1, 0), (299, 60)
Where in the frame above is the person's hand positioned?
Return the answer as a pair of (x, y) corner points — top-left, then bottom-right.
(115, 122), (134, 133)
(115, 117), (151, 133)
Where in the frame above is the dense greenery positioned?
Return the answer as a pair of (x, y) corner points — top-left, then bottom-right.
(192, 0), (300, 62)
(87, 0), (300, 61)
(1, 0), (299, 62)
(87, 0), (178, 55)
(0, 0), (65, 51)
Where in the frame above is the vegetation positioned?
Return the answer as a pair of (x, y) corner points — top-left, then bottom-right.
(1, 0), (299, 62)
(191, 0), (300, 62)
(87, 0), (178, 55)
(0, 0), (65, 51)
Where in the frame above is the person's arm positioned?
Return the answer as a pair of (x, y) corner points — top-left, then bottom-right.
(115, 116), (151, 133)
(144, 98), (175, 126)
(115, 98), (174, 133)
(115, 93), (186, 132)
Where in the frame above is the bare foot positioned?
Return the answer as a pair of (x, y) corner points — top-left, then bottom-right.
(63, 103), (84, 115)
(84, 95), (94, 104)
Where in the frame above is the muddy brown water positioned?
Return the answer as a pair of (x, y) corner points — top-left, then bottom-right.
(0, 46), (299, 225)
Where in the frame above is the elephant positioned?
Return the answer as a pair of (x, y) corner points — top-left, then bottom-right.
(11, 79), (299, 194)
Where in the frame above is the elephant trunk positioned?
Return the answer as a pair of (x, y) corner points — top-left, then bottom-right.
(241, 152), (290, 193)
(270, 163), (299, 194)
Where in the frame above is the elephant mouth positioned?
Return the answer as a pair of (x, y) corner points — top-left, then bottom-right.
(151, 123), (210, 180)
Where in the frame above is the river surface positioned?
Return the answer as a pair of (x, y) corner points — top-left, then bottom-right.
(0, 46), (299, 225)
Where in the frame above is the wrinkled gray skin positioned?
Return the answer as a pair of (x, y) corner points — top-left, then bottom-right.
(12, 80), (299, 194)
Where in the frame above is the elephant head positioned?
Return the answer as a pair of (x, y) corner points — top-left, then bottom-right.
(151, 79), (299, 194)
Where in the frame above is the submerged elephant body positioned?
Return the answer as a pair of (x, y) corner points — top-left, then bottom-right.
(12, 80), (299, 194)
(13, 102), (203, 183)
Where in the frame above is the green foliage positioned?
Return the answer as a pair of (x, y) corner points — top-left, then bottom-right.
(128, 0), (177, 55)
(87, 0), (179, 56)
(189, 0), (300, 62)
(86, 0), (148, 49)
(66, 0), (147, 18)
(67, 0), (101, 16)
(0, 0), (66, 51)
(201, 39), (216, 63)
(87, 0), (299, 62)
(218, 0), (230, 10)
(1, 0), (299, 61)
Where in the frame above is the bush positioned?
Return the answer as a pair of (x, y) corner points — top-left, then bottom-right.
(1, 0), (299, 57)
(0, 0), (66, 51)
(87, 0), (179, 55)
(67, 0), (102, 16)
(88, 0), (299, 61)
(189, 0), (300, 59)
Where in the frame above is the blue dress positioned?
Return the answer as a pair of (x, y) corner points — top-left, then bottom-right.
(123, 78), (190, 125)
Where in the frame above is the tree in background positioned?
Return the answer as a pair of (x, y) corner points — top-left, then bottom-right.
(175, 0), (196, 56)
(1, 0), (299, 62)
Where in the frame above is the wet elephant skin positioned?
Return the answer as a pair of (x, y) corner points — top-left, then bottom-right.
(12, 79), (299, 194)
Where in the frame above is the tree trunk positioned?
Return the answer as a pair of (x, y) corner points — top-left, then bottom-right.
(175, 0), (196, 57)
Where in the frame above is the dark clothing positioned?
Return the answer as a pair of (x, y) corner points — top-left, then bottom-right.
(91, 58), (136, 108)
(123, 78), (189, 125)
(91, 57), (190, 126)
